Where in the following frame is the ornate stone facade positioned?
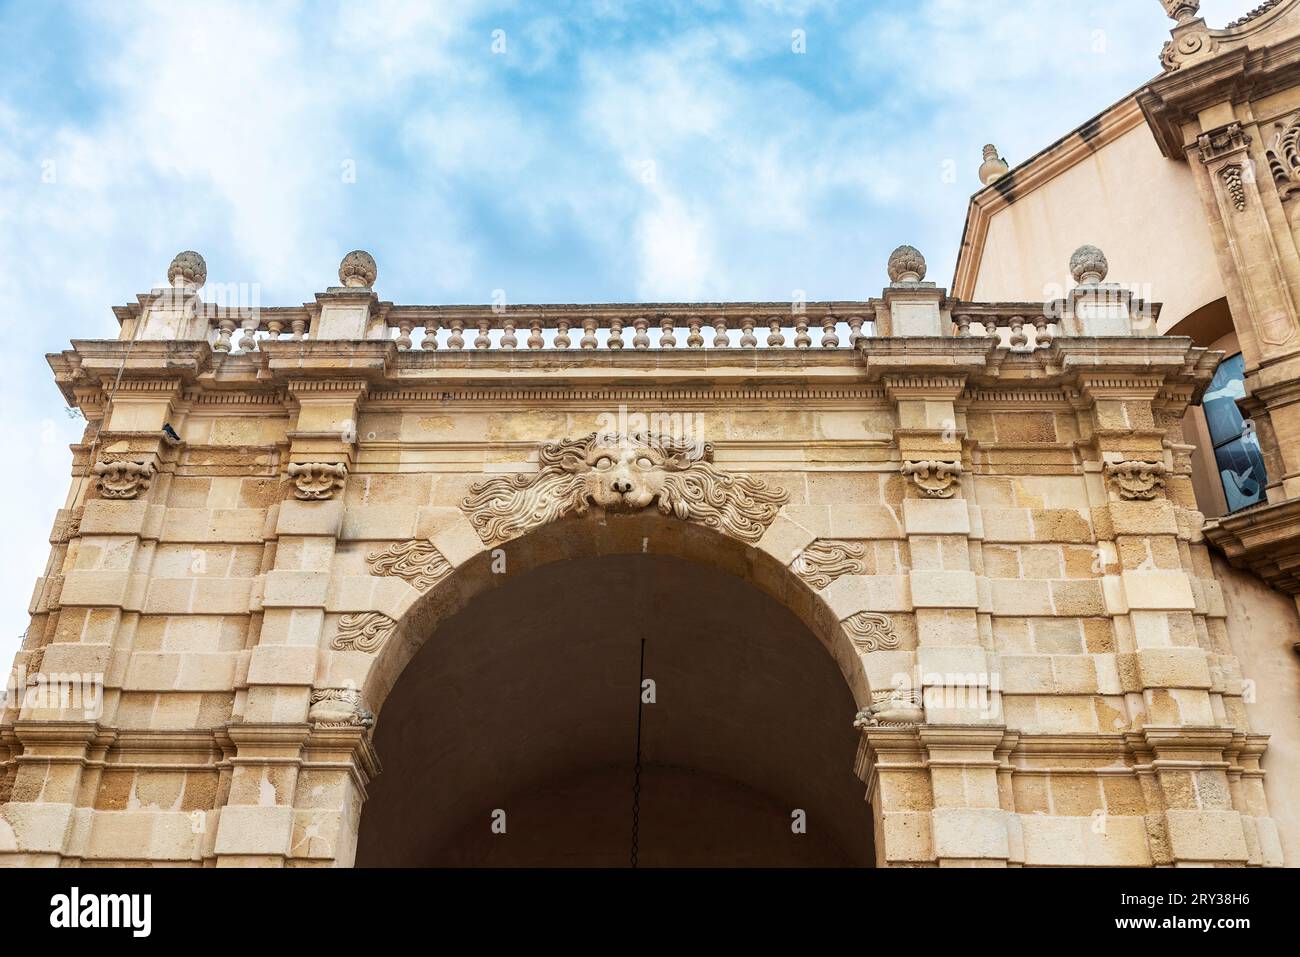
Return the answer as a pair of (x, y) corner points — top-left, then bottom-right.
(4, 2), (1300, 866)
(0, 233), (1280, 868)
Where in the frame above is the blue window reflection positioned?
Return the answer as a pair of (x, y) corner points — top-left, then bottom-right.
(1202, 353), (1266, 512)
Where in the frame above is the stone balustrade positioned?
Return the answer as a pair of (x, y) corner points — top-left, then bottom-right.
(116, 244), (1156, 352)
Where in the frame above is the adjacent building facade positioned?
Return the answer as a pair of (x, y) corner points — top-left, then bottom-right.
(1, 0), (1298, 867)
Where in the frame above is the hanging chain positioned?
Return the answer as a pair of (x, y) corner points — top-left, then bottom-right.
(630, 637), (646, 868)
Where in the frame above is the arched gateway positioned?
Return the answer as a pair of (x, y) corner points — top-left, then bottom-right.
(0, 246), (1282, 867)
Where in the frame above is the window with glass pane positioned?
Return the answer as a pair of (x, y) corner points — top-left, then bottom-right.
(1201, 353), (1266, 512)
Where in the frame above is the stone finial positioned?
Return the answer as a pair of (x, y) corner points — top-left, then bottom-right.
(338, 249), (377, 288)
(886, 245), (926, 284)
(1069, 244), (1109, 285)
(978, 144), (1010, 186)
(1159, 0), (1200, 24)
(167, 250), (207, 288)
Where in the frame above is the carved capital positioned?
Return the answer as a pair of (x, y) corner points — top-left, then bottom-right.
(1104, 459), (1170, 500)
(460, 432), (788, 546)
(366, 540), (452, 591)
(331, 612), (395, 653)
(843, 611), (899, 654)
(308, 687), (374, 729)
(92, 459), (154, 500)
(1197, 122), (1252, 165)
(901, 459), (962, 498)
(287, 461), (347, 500)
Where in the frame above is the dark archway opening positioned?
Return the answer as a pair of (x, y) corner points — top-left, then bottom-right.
(355, 553), (873, 866)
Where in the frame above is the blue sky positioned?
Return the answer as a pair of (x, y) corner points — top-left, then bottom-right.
(0, 0), (1262, 668)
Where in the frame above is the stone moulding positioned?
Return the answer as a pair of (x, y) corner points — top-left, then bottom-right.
(793, 540), (868, 590)
(331, 612), (396, 653)
(366, 540), (452, 591)
(459, 432), (789, 546)
(92, 459), (155, 500)
(854, 686), (924, 729)
(287, 461), (348, 500)
(901, 459), (962, 498)
(842, 611), (899, 653)
(1104, 459), (1170, 500)
(308, 687), (375, 729)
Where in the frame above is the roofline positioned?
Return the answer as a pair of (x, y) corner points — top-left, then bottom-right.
(950, 89), (1151, 300)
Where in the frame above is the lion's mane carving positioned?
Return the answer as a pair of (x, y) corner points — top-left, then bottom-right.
(460, 432), (789, 546)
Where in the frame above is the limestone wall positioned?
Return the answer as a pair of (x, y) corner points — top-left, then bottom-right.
(0, 306), (1284, 867)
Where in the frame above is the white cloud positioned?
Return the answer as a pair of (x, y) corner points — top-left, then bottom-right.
(0, 0), (1268, 676)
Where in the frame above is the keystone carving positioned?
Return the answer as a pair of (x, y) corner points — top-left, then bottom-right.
(793, 540), (867, 590)
(854, 686), (924, 729)
(843, 611), (899, 653)
(308, 687), (375, 729)
(1104, 460), (1170, 501)
(367, 540), (452, 591)
(287, 462), (348, 500)
(331, 612), (395, 653)
(92, 460), (155, 500)
(901, 460), (962, 498)
(460, 432), (789, 546)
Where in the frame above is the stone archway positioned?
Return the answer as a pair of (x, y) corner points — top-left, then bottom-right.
(300, 433), (911, 867)
(354, 547), (874, 866)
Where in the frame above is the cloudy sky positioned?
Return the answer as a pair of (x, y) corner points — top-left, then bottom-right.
(0, 0), (1262, 670)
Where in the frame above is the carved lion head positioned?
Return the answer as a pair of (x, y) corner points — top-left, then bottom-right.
(461, 432), (788, 546)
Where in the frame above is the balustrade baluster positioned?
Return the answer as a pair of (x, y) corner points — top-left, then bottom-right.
(474, 318), (491, 350)
(290, 318), (306, 340)
(1034, 316), (1052, 348)
(500, 317), (518, 349)
(1010, 315), (1028, 348)
(687, 315), (704, 348)
(740, 316), (757, 347)
(821, 314), (839, 348)
(767, 316), (785, 347)
(954, 314), (972, 337)
(794, 313), (811, 348)
(214, 318), (236, 353)
(986, 316), (1002, 344)
(609, 316), (625, 349)
(395, 319), (413, 351)
(447, 319), (465, 350)
(633, 317), (650, 350)
(581, 317), (599, 349)
(267, 318), (284, 341)
(712, 316), (729, 347)
(659, 317), (677, 348)
(847, 315), (864, 346)
(527, 318), (544, 350)
(555, 319), (572, 350)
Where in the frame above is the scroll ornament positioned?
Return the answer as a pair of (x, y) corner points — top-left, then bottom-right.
(793, 540), (867, 590)
(366, 540), (452, 591)
(93, 460), (155, 500)
(308, 687), (375, 729)
(1104, 460), (1169, 501)
(331, 612), (395, 653)
(460, 432), (789, 546)
(843, 611), (900, 654)
(901, 460), (962, 498)
(287, 462), (348, 500)
(854, 686), (924, 729)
